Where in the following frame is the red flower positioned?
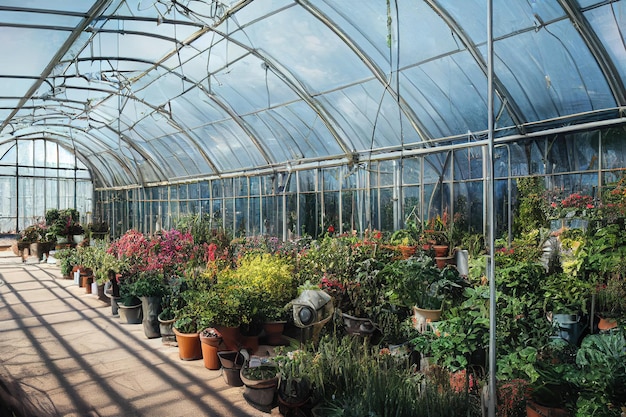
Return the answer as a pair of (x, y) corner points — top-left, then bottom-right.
(327, 225), (335, 234)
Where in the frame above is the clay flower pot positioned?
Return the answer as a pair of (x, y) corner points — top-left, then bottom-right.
(173, 328), (202, 361)
(199, 328), (222, 370)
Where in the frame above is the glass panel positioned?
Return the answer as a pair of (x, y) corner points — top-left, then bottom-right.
(585, 3), (626, 86)
(379, 188), (394, 232)
(0, 28), (69, 76)
(187, 121), (267, 171)
(441, 0), (564, 43)
(492, 21), (614, 123)
(323, 191), (339, 232)
(455, 147), (484, 181)
(235, 6), (372, 94)
(400, 52), (491, 138)
(299, 192), (318, 237)
(602, 128), (626, 171)
(378, 161), (394, 187)
(402, 158), (420, 185)
(319, 81), (420, 150)
(322, 168), (340, 191)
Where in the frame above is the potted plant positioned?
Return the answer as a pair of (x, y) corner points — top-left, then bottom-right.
(389, 218), (421, 258)
(132, 270), (168, 339)
(385, 255), (464, 331)
(239, 351), (279, 413)
(48, 208), (80, 243)
(274, 346), (317, 414)
(158, 275), (184, 345)
(211, 279), (253, 351)
(55, 247), (78, 279)
(226, 253), (295, 350)
(260, 302), (289, 346)
(86, 220), (109, 240)
(595, 275), (626, 330)
(172, 289), (216, 361)
(117, 277), (143, 324)
(89, 240), (126, 302)
(423, 209), (455, 259)
(76, 245), (97, 293)
(16, 223), (53, 261)
(199, 327), (222, 370)
(572, 330), (626, 416)
(542, 272), (593, 345)
(337, 257), (388, 336)
(230, 253), (295, 339)
(526, 339), (577, 417)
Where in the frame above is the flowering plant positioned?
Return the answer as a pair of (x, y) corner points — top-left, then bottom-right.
(422, 209), (456, 247)
(108, 230), (151, 273)
(547, 192), (595, 219)
(497, 379), (530, 417)
(149, 229), (196, 275)
(560, 193), (594, 209)
(19, 223), (48, 243)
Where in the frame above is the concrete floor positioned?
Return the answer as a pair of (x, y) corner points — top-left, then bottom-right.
(0, 249), (282, 417)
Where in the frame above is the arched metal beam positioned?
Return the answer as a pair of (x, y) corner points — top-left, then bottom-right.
(558, 0), (626, 105)
(295, 0), (432, 144)
(1, 102), (170, 184)
(4, 129), (131, 188)
(102, 8), (357, 160)
(0, 0), (114, 133)
(56, 56), (224, 175)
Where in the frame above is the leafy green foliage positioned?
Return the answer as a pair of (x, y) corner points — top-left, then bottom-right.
(573, 331), (626, 416)
(384, 255), (465, 310)
(513, 176), (549, 236)
(308, 335), (480, 417)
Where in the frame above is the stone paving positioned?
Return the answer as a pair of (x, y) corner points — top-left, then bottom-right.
(0, 249), (281, 417)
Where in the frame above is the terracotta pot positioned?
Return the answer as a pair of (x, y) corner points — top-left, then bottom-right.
(242, 335), (259, 354)
(263, 321), (287, 346)
(215, 325), (242, 351)
(200, 337), (221, 370)
(526, 401), (569, 417)
(434, 257), (447, 269)
(433, 245), (449, 257)
(397, 245), (416, 259)
(173, 328), (202, 361)
(597, 316), (618, 331)
(77, 268), (92, 288)
(83, 275), (93, 294)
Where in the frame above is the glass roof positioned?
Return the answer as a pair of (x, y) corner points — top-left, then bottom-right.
(0, 0), (624, 189)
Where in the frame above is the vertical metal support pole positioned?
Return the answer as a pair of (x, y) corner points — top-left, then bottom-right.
(487, 0), (497, 416)
(394, 159), (402, 229)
